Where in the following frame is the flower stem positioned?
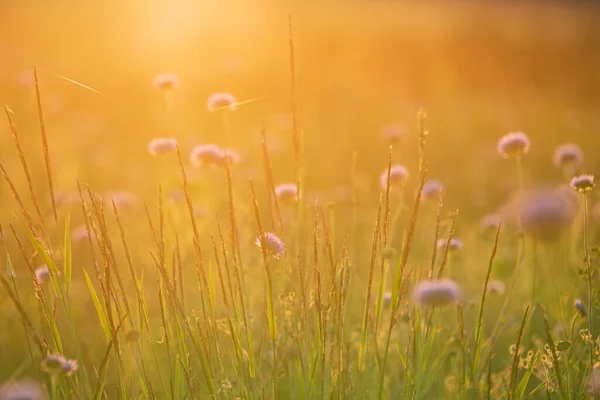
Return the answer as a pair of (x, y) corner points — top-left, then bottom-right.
(583, 193), (597, 399)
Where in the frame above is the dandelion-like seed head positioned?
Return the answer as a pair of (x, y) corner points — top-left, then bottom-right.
(413, 279), (461, 307)
(0, 378), (47, 400)
(275, 183), (298, 204)
(255, 232), (285, 259)
(497, 131), (530, 158)
(520, 189), (575, 241)
(148, 137), (178, 156)
(381, 123), (406, 144)
(575, 299), (587, 317)
(553, 143), (583, 169)
(152, 73), (180, 91)
(421, 179), (443, 201)
(189, 144), (225, 168)
(381, 165), (409, 190)
(207, 92), (237, 112)
(436, 238), (463, 251)
(487, 280), (506, 295)
(570, 174), (595, 193)
(42, 354), (67, 374)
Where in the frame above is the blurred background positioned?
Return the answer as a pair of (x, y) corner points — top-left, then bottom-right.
(1, 0), (600, 220)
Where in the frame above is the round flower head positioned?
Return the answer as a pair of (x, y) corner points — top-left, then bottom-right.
(436, 238), (463, 251)
(413, 279), (461, 307)
(104, 191), (138, 208)
(35, 265), (51, 284)
(421, 179), (443, 201)
(380, 165), (409, 190)
(487, 280), (506, 295)
(152, 73), (180, 91)
(275, 183), (298, 204)
(62, 359), (78, 376)
(71, 225), (91, 243)
(553, 143), (583, 169)
(575, 299), (587, 317)
(42, 354), (67, 374)
(189, 144), (224, 168)
(221, 148), (241, 166)
(497, 131), (530, 158)
(520, 189), (575, 241)
(207, 92), (237, 112)
(148, 137), (178, 156)
(255, 232), (285, 259)
(570, 174), (595, 193)
(0, 378), (47, 400)
(381, 123), (406, 144)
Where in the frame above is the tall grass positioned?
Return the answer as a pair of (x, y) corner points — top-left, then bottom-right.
(0, 12), (599, 400)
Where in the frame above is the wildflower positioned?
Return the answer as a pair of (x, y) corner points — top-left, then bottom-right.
(487, 280), (506, 295)
(413, 279), (461, 307)
(152, 73), (180, 91)
(71, 225), (90, 243)
(497, 132), (530, 158)
(275, 183), (298, 204)
(62, 359), (78, 376)
(421, 179), (443, 201)
(553, 143), (583, 169)
(148, 138), (178, 156)
(381, 123), (406, 144)
(570, 174), (595, 192)
(255, 232), (285, 259)
(0, 378), (46, 400)
(104, 191), (138, 208)
(189, 144), (224, 168)
(575, 299), (587, 317)
(382, 292), (392, 308)
(41, 354), (66, 374)
(380, 165), (409, 190)
(207, 92), (237, 112)
(436, 238), (463, 251)
(34, 265), (51, 284)
(519, 189), (575, 241)
(221, 148), (241, 166)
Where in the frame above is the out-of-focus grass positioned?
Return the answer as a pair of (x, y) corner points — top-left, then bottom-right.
(0, 1), (600, 399)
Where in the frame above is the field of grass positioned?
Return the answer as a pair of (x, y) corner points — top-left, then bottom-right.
(2, 1), (600, 399)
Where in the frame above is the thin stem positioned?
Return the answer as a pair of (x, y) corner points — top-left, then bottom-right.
(583, 193), (597, 399)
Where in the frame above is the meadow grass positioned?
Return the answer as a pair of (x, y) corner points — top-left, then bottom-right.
(1, 2), (600, 399)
